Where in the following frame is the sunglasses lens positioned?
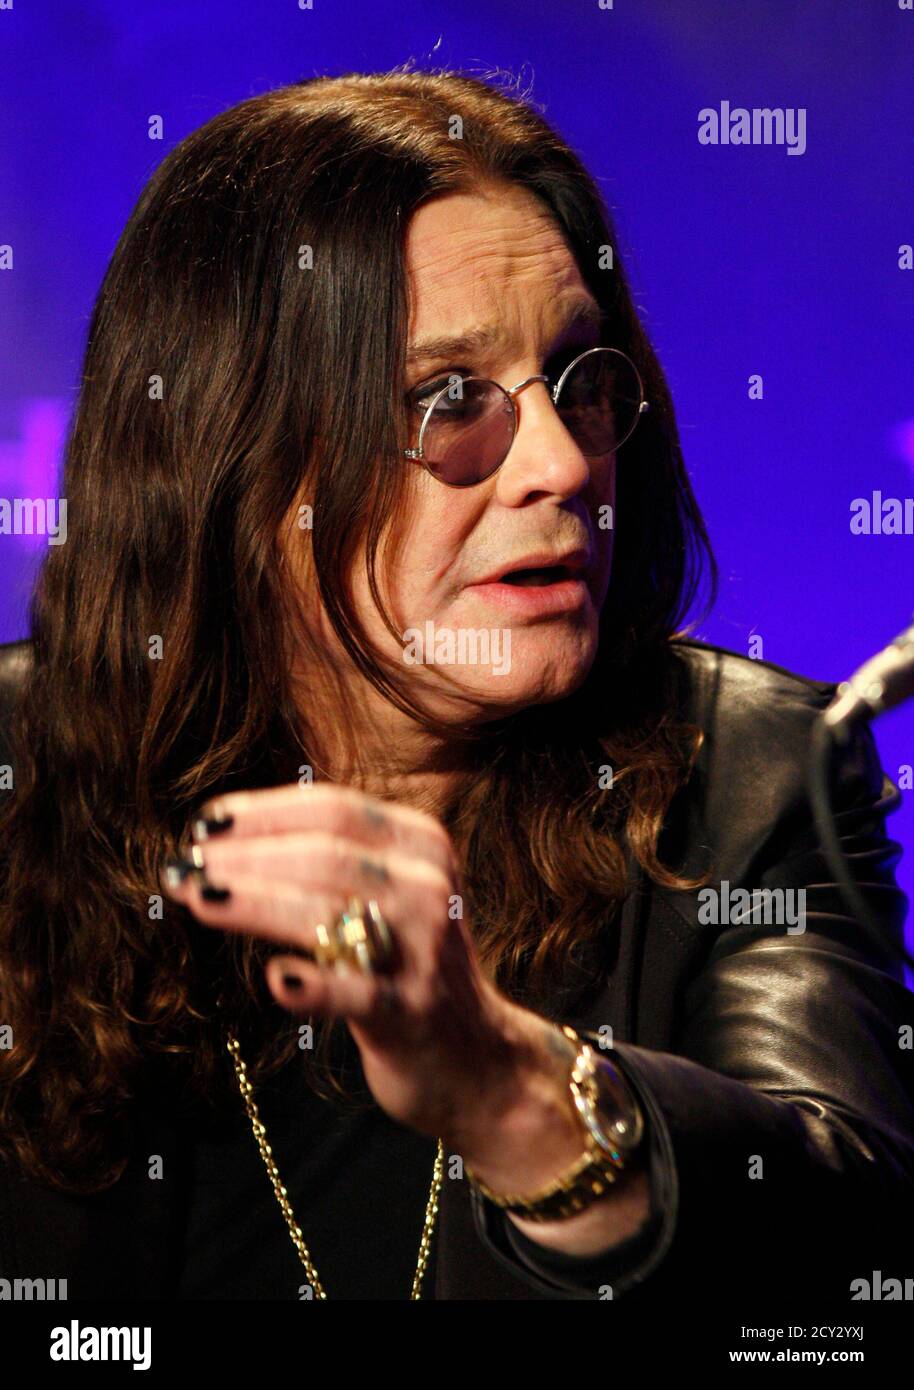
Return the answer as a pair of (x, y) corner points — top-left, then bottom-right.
(407, 351), (644, 487)
(556, 350), (643, 455)
(417, 378), (515, 486)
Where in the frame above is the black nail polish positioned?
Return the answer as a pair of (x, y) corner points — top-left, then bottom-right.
(163, 856), (203, 889)
(201, 884), (231, 902)
(192, 813), (235, 841)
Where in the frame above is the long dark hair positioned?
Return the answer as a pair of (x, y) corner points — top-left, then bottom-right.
(0, 65), (716, 1194)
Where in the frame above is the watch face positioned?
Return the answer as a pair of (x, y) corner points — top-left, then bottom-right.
(580, 1053), (644, 1156)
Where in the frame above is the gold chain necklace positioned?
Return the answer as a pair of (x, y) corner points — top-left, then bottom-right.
(226, 1032), (444, 1300)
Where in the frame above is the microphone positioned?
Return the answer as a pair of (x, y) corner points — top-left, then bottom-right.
(823, 619), (914, 735)
(810, 617), (914, 972)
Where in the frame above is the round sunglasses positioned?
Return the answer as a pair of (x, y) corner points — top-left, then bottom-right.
(402, 346), (649, 488)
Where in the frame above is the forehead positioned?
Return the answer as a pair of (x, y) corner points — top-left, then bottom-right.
(404, 183), (592, 343)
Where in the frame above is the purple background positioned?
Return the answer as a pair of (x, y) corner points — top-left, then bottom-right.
(1, 1), (912, 964)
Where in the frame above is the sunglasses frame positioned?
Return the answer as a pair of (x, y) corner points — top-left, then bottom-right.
(402, 345), (650, 489)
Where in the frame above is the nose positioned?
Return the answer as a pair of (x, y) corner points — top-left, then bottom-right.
(493, 376), (592, 505)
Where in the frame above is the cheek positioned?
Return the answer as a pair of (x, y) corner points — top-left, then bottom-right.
(353, 486), (481, 621)
(393, 489), (480, 595)
(592, 454), (616, 509)
(585, 461), (616, 603)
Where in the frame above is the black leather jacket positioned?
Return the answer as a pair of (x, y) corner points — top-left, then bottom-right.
(0, 636), (911, 1305)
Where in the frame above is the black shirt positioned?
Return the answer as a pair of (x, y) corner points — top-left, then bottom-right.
(174, 1024), (662, 1300)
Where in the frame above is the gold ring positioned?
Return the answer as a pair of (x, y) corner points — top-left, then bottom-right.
(312, 922), (338, 970)
(312, 897), (395, 975)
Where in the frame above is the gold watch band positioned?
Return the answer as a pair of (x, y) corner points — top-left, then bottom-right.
(465, 1025), (636, 1223)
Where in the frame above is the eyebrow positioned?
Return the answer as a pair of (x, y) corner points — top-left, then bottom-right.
(405, 298), (605, 365)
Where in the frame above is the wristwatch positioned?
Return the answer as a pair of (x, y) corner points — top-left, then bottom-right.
(465, 1025), (646, 1223)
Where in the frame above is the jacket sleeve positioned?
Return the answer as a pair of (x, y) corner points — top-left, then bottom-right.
(470, 717), (914, 1303)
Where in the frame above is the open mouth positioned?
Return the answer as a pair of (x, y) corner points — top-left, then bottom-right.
(499, 565), (576, 587)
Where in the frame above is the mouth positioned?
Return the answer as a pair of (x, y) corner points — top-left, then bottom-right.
(498, 564), (578, 587)
(476, 548), (590, 588)
(466, 551), (591, 618)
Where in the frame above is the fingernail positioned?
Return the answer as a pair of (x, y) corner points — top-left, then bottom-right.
(201, 884), (232, 903)
(192, 812), (235, 841)
(163, 855), (203, 888)
(163, 864), (183, 890)
(163, 849), (227, 899)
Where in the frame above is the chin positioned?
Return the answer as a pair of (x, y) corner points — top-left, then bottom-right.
(446, 636), (598, 714)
